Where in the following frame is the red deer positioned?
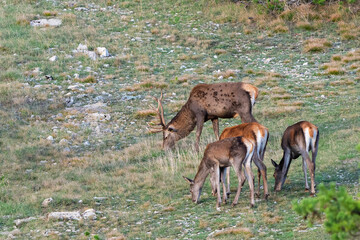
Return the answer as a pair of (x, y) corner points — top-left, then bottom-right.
(183, 136), (256, 210)
(242, 83), (259, 107)
(149, 82), (257, 151)
(211, 122), (269, 200)
(271, 121), (319, 195)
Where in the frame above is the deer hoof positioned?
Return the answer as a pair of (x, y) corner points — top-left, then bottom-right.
(250, 203), (255, 208)
(231, 203), (237, 207)
(255, 193), (260, 198)
(305, 188), (310, 192)
(265, 194), (270, 200)
(216, 207), (221, 211)
(310, 192), (316, 197)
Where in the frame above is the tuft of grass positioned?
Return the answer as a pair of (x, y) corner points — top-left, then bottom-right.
(214, 49), (227, 55)
(74, 75), (97, 83)
(212, 227), (254, 238)
(325, 67), (345, 75)
(43, 10), (57, 16)
(296, 21), (316, 31)
(214, 69), (236, 79)
(303, 38), (331, 53)
(134, 109), (157, 118)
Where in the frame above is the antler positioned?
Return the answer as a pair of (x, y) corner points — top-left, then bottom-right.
(153, 91), (166, 127)
(147, 91), (166, 133)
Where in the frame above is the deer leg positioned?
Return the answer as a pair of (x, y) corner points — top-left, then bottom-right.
(231, 159), (246, 207)
(220, 167), (227, 203)
(254, 156), (268, 199)
(279, 151), (291, 189)
(302, 152), (315, 195)
(211, 118), (219, 140)
(195, 116), (205, 152)
(215, 166), (222, 210)
(226, 166), (231, 198)
(244, 154), (255, 207)
(302, 158), (309, 191)
(312, 132), (319, 189)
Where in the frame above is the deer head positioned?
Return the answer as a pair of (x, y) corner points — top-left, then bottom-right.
(271, 159), (282, 191)
(148, 92), (180, 151)
(183, 176), (202, 203)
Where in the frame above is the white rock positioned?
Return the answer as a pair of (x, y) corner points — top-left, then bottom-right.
(59, 139), (69, 146)
(42, 197), (53, 207)
(46, 136), (54, 141)
(77, 43), (88, 51)
(87, 51), (97, 60)
(82, 209), (97, 220)
(49, 56), (58, 62)
(14, 217), (37, 226)
(30, 19), (62, 27)
(86, 113), (111, 122)
(264, 58), (272, 64)
(48, 211), (82, 221)
(96, 47), (109, 57)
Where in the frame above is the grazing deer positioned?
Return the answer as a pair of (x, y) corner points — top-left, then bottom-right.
(149, 82), (257, 152)
(212, 122), (269, 200)
(242, 83), (259, 107)
(183, 136), (256, 209)
(271, 121), (319, 195)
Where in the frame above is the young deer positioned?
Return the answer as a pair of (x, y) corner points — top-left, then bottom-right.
(271, 121), (319, 195)
(213, 122), (269, 200)
(149, 82), (257, 152)
(183, 136), (256, 210)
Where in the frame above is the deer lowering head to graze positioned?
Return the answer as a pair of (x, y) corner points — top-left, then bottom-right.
(183, 136), (256, 210)
(242, 83), (259, 107)
(212, 122), (269, 200)
(149, 82), (257, 151)
(271, 121), (319, 195)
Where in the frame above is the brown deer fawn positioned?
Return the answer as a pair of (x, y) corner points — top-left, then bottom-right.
(211, 122), (269, 200)
(149, 82), (257, 152)
(271, 121), (319, 195)
(183, 136), (256, 210)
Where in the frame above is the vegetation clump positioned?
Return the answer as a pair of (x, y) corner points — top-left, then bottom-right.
(293, 183), (360, 240)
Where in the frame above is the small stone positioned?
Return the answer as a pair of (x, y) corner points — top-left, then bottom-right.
(49, 56), (58, 62)
(96, 47), (109, 57)
(264, 58), (272, 64)
(14, 217), (37, 226)
(93, 197), (108, 201)
(59, 139), (69, 146)
(46, 136), (54, 141)
(42, 198), (53, 207)
(87, 51), (97, 60)
(77, 44), (88, 51)
(82, 209), (97, 220)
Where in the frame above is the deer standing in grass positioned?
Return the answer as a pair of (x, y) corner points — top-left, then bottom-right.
(271, 121), (319, 195)
(183, 136), (256, 209)
(149, 82), (257, 152)
(212, 122), (269, 200)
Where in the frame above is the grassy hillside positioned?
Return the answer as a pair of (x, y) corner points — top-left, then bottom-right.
(0, 0), (359, 239)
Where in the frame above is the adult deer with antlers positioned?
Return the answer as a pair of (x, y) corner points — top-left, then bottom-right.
(271, 121), (319, 195)
(149, 82), (257, 151)
(211, 122), (269, 200)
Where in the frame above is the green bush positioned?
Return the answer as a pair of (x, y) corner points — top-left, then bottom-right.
(293, 183), (360, 240)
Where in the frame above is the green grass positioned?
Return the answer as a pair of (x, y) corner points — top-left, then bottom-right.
(0, 0), (359, 239)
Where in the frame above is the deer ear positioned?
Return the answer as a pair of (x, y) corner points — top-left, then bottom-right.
(183, 176), (194, 184)
(271, 159), (278, 167)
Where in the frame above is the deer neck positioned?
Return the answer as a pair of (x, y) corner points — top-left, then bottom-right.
(193, 160), (210, 189)
(168, 103), (196, 139)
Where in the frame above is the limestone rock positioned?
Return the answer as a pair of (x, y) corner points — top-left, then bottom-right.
(48, 211), (81, 221)
(96, 47), (109, 57)
(30, 19), (62, 27)
(82, 209), (97, 220)
(49, 56), (57, 62)
(14, 217), (37, 226)
(42, 197), (53, 207)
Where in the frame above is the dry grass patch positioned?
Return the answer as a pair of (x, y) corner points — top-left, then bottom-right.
(16, 15), (30, 26)
(262, 106), (301, 117)
(271, 94), (292, 101)
(150, 28), (160, 34)
(43, 10), (57, 16)
(211, 227), (254, 238)
(329, 79), (355, 86)
(214, 49), (227, 55)
(325, 67), (345, 75)
(331, 54), (342, 61)
(303, 38), (331, 53)
(214, 69), (236, 79)
(134, 109), (157, 118)
(136, 65), (150, 72)
(74, 75), (97, 83)
(277, 101), (304, 107)
(295, 21), (316, 31)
